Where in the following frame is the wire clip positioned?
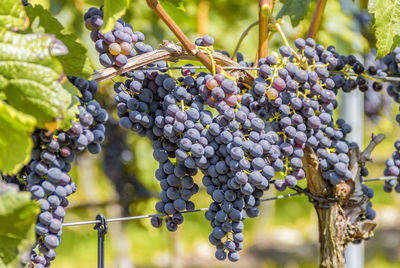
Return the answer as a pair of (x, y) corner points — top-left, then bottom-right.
(94, 214), (108, 268)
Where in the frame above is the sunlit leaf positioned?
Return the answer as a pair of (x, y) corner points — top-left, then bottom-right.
(369, 0), (400, 57)
(0, 183), (39, 267)
(25, 4), (92, 78)
(0, 31), (78, 129)
(0, 102), (35, 174)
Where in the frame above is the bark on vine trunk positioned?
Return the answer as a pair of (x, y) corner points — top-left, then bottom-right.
(302, 134), (383, 268)
(316, 205), (345, 267)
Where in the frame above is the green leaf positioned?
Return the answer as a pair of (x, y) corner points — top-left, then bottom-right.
(277, 0), (313, 27)
(160, 0), (186, 12)
(0, 182), (39, 267)
(0, 0), (26, 30)
(369, 0), (400, 57)
(25, 4), (92, 79)
(0, 31), (78, 129)
(102, 0), (130, 33)
(0, 102), (36, 175)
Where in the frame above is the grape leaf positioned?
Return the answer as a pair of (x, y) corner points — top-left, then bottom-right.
(0, 31), (79, 130)
(0, 183), (39, 267)
(160, 0), (186, 12)
(0, 0), (26, 30)
(369, 0), (400, 57)
(102, 0), (130, 33)
(25, 4), (92, 79)
(0, 102), (36, 174)
(277, 0), (313, 27)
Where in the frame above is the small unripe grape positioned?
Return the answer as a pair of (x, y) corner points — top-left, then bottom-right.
(206, 79), (218, 90)
(120, 42), (133, 55)
(266, 88), (278, 100)
(108, 43), (121, 56)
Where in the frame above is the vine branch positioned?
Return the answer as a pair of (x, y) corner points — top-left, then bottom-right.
(307, 0), (328, 39)
(91, 41), (256, 85)
(360, 133), (385, 163)
(232, 21), (259, 61)
(257, 0), (274, 63)
(146, 0), (222, 74)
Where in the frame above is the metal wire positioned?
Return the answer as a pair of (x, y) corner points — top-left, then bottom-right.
(62, 192), (302, 227)
(260, 192), (301, 201)
(362, 176), (398, 182)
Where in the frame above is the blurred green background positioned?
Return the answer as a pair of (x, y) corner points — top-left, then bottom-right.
(31, 0), (400, 267)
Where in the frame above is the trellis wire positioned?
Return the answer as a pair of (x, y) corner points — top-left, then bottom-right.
(64, 191), (303, 267)
(62, 192), (301, 227)
(128, 65), (400, 82)
(362, 176), (398, 182)
(62, 176), (395, 227)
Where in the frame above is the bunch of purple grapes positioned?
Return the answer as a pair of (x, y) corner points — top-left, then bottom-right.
(84, 6), (149, 67)
(380, 49), (400, 192)
(82, 5), (392, 260)
(2, 77), (107, 268)
(108, 34), (386, 261)
(113, 62), (293, 260)
(246, 38), (357, 189)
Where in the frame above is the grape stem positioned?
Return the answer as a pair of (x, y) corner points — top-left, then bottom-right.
(145, 0), (223, 74)
(360, 133), (385, 163)
(307, 0), (328, 39)
(232, 20), (259, 61)
(274, 21), (301, 61)
(257, 0), (274, 64)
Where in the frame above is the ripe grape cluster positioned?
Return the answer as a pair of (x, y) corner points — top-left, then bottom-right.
(247, 39), (358, 188)
(114, 68), (205, 231)
(83, 5), (388, 260)
(84, 6), (152, 67)
(2, 78), (107, 268)
(113, 66), (275, 259)
(107, 34), (386, 260)
(383, 140), (400, 193)
(321, 46), (400, 193)
(379, 48), (400, 192)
